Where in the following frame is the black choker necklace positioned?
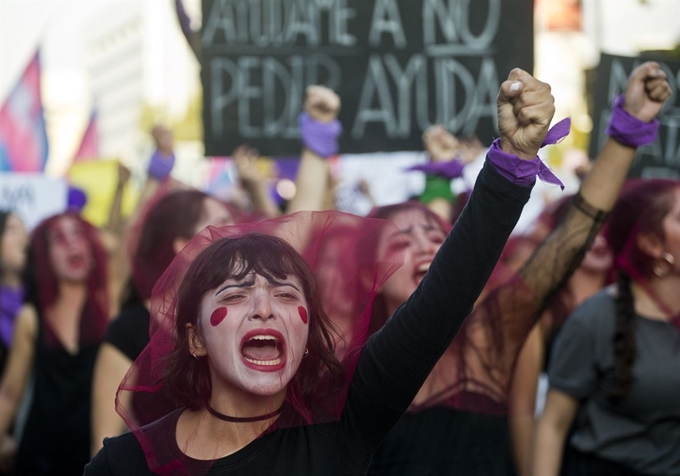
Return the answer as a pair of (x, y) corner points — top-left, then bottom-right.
(205, 402), (284, 423)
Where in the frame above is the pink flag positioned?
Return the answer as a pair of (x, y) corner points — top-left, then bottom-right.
(0, 50), (49, 172)
(73, 111), (99, 163)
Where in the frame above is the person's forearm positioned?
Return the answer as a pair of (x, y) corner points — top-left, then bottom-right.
(285, 149), (332, 213)
(0, 394), (19, 436)
(532, 419), (568, 476)
(510, 415), (535, 476)
(578, 137), (635, 212)
(91, 345), (133, 455)
(241, 180), (281, 218)
(106, 182), (126, 235)
(509, 327), (542, 476)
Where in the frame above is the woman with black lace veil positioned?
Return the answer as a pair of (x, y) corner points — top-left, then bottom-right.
(85, 68), (550, 475)
(366, 62), (672, 476)
(532, 178), (680, 476)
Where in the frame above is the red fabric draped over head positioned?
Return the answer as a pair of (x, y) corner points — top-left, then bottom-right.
(116, 210), (403, 474)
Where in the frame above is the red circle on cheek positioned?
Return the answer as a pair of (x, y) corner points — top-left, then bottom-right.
(210, 307), (228, 327)
(298, 306), (308, 325)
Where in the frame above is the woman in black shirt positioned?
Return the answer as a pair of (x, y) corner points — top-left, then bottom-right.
(86, 68), (551, 475)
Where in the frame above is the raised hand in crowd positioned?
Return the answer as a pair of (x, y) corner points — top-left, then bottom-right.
(529, 61), (672, 476)
(286, 85), (342, 214)
(233, 145), (280, 218)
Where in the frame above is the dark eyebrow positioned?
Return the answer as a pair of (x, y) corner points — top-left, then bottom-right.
(421, 224), (444, 233)
(390, 227), (412, 240)
(215, 277), (256, 296)
(268, 280), (302, 293)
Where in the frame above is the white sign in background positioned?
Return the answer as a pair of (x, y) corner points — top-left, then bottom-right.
(0, 174), (67, 230)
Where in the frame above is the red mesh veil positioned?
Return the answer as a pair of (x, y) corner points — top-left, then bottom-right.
(26, 212), (109, 348)
(368, 193), (610, 415)
(606, 179), (680, 331)
(126, 180), (250, 300)
(115, 210), (402, 474)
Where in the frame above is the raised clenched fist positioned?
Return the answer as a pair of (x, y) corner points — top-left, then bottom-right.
(622, 61), (672, 123)
(497, 68), (555, 160)
(304, 86), (341, 123)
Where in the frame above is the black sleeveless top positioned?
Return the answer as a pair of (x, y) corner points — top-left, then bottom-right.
(17, 310), (100, 476)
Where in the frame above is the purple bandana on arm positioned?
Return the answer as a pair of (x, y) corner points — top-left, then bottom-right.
(298, 112), (343, 158)
(407, 158), (465, 180)
(148, 150), (176, 181)
(0, 286), (24, 349)
(67, 186), (88, 212)
(487, 117), (571, 189)
(606, 95), (659, 148)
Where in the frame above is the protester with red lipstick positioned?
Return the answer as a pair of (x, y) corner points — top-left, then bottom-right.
(0, 212), (109, 475)
(91, 188), (236, 455)
(85, 67), (549, 475)
(366, 62), (671, 476)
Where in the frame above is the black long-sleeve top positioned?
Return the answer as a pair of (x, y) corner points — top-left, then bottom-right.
(85, 161), (531, 475)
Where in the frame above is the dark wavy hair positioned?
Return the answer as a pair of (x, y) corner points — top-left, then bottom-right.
(164, 233), (345, 420)
(605, 179), (680, 399)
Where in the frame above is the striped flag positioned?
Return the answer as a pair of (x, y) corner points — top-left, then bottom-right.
(0, 50), (49, 172)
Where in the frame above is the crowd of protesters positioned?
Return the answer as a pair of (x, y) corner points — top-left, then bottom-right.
(0, 2), (676, 475)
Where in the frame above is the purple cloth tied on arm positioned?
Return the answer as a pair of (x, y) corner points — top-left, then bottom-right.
(299, 112), (342, 158)
(487, 117), (571, 190)
(67, 186), (87, 212)
(148, 150), (176, 181)
(606, 95), (659, 148)
(0, 286), (23, 349)
(407, 158), (465, 180)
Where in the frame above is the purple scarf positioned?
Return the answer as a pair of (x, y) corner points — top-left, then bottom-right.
(0, 286), (24, 348)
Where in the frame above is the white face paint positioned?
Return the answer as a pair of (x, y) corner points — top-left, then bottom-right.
(380, 209), (446, 315)
(194, 272), (310, 398)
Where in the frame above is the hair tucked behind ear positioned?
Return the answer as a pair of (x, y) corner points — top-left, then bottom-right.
(609, 270), (637, 400)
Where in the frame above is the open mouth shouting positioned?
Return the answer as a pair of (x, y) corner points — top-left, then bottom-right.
(240, 329), (287, 372)
(414, 262), (431, 285)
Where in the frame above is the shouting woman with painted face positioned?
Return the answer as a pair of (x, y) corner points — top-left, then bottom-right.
(85, 68), (551, 475)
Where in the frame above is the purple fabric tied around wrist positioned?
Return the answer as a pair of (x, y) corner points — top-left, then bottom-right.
(407, 158), (465, 180)
(487, 117), (571, 190)
(299, 112), (342, 158)
(606, 94), (659, 148)
(148, 150), (176, 180)
(67, 186), (87, 212)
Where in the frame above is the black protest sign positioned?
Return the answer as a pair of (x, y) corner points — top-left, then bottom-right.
(589, 53), (680, 179)
(201, 0), (533, 156)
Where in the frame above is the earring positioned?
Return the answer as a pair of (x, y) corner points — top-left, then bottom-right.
(653, 252), (675, 278)
(192, 352), (198, 359)
(303, 349), (309, 358)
